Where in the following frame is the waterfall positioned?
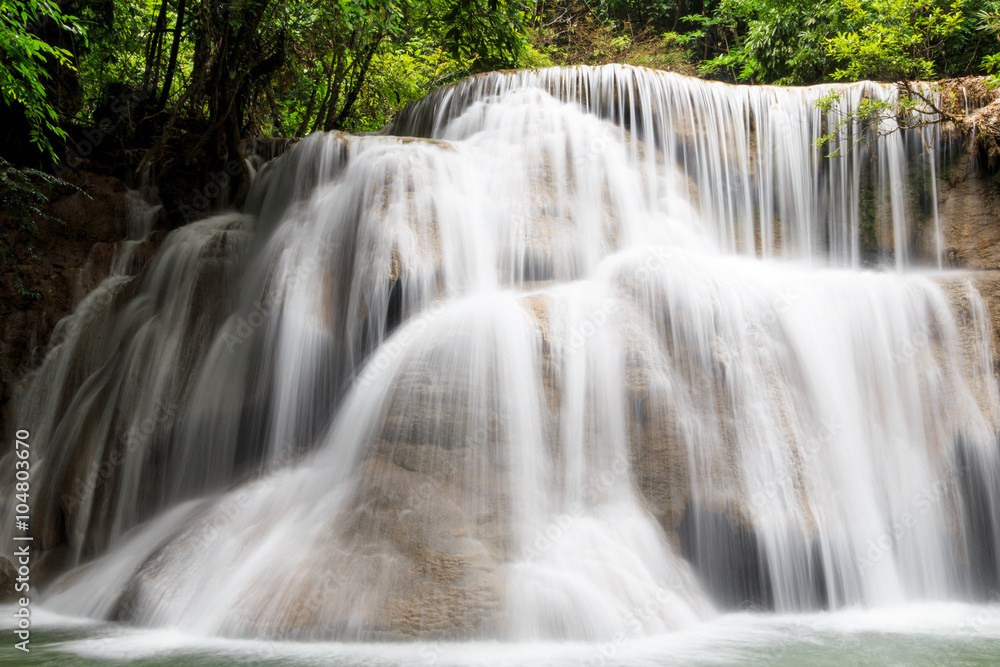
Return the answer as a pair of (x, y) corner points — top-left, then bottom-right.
(6, 65), (1000, 642)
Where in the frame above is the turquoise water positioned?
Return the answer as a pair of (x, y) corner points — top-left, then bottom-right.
(4, 603), (1000, 665)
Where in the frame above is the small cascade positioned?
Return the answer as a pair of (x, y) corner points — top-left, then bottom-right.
(3, 213), (252, 559)
(4, 65), (1000, 642)
(388, 66), (955, 268)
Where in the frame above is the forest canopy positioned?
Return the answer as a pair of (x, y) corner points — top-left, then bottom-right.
(5, 0), (1000, 154)
(2, 0), (1000, 219)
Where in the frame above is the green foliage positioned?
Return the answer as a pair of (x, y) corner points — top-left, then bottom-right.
(808, 0), (997, 158)
(814, 91), (903, 157)
(434, 0), (527, 71)
(685, 0), (847, 84)
(337, 39), (462, 131)
(0, 156), (72, 230)
(590, 0), (677, 30)
(134, 0), (528, 135)
(7, 0), (998, 198)
(975, 4), (1000, 83)
(0, 0), (85, 157)
(2, 0), (536, 155)
(72, 0), (177, 111)
(826, 0), (966, 81)
(686, 0), (1000, 84)
(934, 0), (1000, 76)
(0, 156), (79, 298)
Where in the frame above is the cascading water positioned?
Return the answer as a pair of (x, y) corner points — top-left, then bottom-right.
(5, 65), (1000, 644)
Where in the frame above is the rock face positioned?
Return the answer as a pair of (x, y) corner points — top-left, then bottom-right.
(939, 269), (1000, 391)
(335, 458), (504, 639)
(0, 556), (17, 603)
(112, 457), (505, 641)
(0, 172), (170, 585)
(934, 153), (1000, 269)
(0, 172), (134, 447)
(968, 271), (1000, 366)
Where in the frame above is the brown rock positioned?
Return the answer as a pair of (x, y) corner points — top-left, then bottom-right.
(1, 170), (136, 446)
(0, 556), (16, 603)
(933, 153), (1000, 269)
(938, 269), (1000, 395)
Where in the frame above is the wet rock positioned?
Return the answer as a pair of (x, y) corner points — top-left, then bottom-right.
(1, 171), (134, 446)
(33, 545), (72, 589)
(679, 503), (773, 611)
(338, 458), (504, 639)
(954, 433), (1000, 595)
(182, 458), (507, 640)
(937, 270), (1000, 394)
(0, 556), (17, 603)
(965, 271), (1000, 374)
(932, 153), (1000, 269)
(620, 312), (691, 544)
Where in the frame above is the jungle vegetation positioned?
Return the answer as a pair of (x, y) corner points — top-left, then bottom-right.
(2, 0), (1000, 226)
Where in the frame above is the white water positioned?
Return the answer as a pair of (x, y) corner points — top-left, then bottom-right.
(8, 601), (1000, 665)
(4, 65), (1000, 643)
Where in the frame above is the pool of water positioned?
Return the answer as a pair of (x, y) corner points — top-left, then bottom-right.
(4, 602), (1000, 665)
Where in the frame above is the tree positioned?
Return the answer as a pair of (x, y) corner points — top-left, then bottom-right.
(688, 0), (847, 84)
(825, 0), (966, 81)
(1, 0), (534, 227)
(0, 0), (84, 159)
(813, 0), (1000, 159)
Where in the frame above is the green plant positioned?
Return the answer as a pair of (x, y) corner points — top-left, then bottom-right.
(0, 156), (79, 299)
(826, 0), (966, 81)
(686, 0), (847, 84)
(0, 0), (86, 158)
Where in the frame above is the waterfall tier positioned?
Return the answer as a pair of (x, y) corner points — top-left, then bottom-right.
(6, 65), (999, 642)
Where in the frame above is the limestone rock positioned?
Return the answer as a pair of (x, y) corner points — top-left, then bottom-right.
(938, 269), (1000, 393)
(934, 154), (1000, 269)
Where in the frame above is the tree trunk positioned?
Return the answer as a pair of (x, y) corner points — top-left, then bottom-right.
(155, 0), (187, 112)
(329, 33), (384, 130)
